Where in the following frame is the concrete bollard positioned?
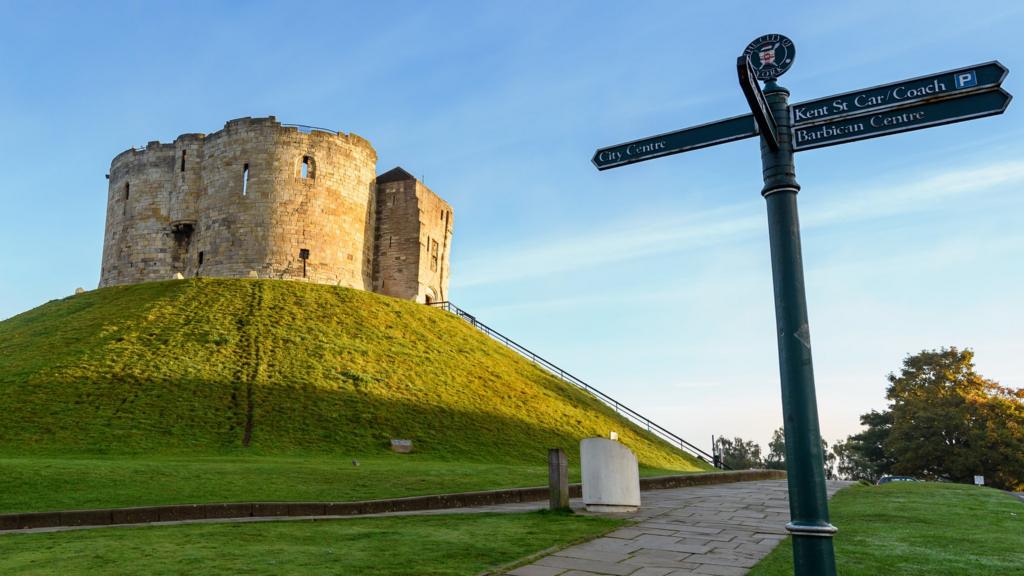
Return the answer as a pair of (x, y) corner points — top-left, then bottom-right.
(581, 437), (641, 512)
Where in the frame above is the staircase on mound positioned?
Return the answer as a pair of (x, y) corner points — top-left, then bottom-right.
(429, 301), (722, 468)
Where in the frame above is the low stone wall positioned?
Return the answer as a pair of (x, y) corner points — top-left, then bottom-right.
(0, 469), (784, 531)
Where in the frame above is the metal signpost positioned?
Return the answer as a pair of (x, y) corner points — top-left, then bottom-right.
(591, 35), (1011, 576)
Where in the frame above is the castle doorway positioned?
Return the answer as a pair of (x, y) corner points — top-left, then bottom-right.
(170, 221), (194, 276)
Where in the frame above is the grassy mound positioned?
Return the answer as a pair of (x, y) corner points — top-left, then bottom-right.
(749, 482), (1024, 575)
(0, 279), (705, 471)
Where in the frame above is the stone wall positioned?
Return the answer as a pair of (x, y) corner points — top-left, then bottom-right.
(372, 168), (453, 303)
(413, 180), (454, 303)
(102, 142), (177, 286)
(100, 117), (451, 300)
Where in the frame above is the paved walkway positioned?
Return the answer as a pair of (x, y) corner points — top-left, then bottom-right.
(507, 479), (851, 576)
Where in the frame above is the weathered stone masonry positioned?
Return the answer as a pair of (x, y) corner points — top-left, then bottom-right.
(100, 117), (452, 303)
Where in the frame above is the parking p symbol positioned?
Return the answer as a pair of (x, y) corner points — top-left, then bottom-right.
(955, 71), (978, 89)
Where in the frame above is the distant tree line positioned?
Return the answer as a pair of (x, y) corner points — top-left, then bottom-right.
(713, 430), (838, 479)
(715, 348), (1024, 491)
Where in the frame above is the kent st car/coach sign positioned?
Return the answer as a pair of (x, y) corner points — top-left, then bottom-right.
(791, 61), (1010, 150)
(791, 62), (1007, 125)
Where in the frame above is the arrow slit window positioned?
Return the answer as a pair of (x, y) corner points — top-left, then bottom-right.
(299, 156), (315, 180)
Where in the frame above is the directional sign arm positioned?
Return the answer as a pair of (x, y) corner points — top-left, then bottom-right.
(737, 56), (779, 151)
(792, 87), (1012, 151)
(791, 61), (1009, 127)
(592, 114), (758, 170)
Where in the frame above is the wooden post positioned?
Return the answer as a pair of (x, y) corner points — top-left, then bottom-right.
(548, 448), (569, 510)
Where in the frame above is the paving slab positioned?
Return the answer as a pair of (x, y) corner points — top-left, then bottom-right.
(505, 479), (850, 576)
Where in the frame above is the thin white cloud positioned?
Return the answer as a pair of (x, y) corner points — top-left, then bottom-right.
(455, 204), (763, 288)
(670, 381), (722, 390)
(803, 160), (1024, 228)
(454, 159), (1024, 288)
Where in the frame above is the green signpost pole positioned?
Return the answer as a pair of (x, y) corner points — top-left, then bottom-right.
(592, 34), (1009, 576)
(759, 79), (837, 576)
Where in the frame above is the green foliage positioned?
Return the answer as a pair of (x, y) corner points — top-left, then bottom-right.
(833, 410), (894, 483)
(764, 427), (786, 470)
(0, 511), (626, 575)
(756, 427), (837, 478)
(836, 348), (1023, 489)
(713, 436), (763, 469)
(886, 348), (1024, 490)
(821, 437), (838, 480)
(748, 482), (1024, 575)
(0, 279), (707, 473)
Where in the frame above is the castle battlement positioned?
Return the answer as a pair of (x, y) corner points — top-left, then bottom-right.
(100, 116), (453, 303)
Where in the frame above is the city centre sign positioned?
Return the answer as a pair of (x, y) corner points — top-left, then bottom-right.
(591, 114), (757, 170)
(591, 36), (1011, 576)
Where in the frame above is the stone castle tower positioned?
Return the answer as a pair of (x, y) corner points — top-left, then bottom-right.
(100, 117), (453, 303)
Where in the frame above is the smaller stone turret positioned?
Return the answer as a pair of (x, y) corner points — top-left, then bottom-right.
(373, 168), (453, 303)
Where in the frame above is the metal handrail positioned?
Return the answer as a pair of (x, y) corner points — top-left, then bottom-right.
(281, 123), (340, 135)
(427, 300), (723, 467)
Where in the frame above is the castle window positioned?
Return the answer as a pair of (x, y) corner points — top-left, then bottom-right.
(242, 163), (249, 196)
(300, 156), (315, 179)
(181, 150), (187, 172)
(123, 182), (129, 215)
(198, 251), (204, 266)
(430, 240), (439, 272)
(124, 182), (130, 200)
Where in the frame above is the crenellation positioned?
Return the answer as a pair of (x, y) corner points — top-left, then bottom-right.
(100, 116), (451, 302)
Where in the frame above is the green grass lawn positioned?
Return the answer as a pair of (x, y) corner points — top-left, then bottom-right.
(0, 453), (687, 513)
(0, 511), (625, 575)
(0, 279), (708, 474)
(749, 482), (1024, 576)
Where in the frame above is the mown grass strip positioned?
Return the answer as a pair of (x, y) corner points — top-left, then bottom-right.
(0, 453), (693, 514)
(748, 482), (1024, 576)
(0, 511), (626, 576)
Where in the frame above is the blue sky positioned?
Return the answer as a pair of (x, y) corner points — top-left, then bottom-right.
(1, 1), (1021, 451)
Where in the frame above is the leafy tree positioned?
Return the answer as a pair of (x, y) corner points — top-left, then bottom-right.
(885, 348), (1024, 490)
(764, 427), (786, 470)
(821, 438), (838, 480)
(762, 426), (836, 479)
(713, 436), (763, 470)
(836, 348), (1023, 489)
(833, 410), (895, 482)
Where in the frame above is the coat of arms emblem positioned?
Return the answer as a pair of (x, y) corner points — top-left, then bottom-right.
(743, 34), (795, 81)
